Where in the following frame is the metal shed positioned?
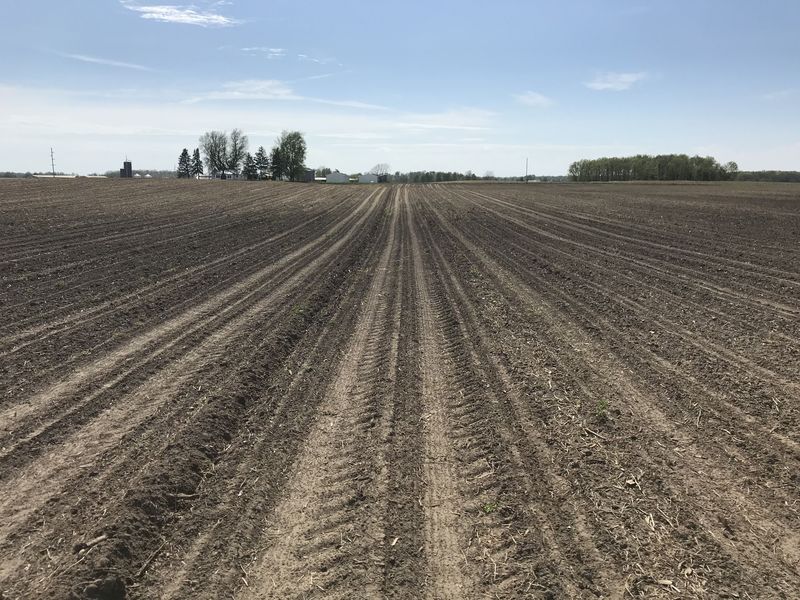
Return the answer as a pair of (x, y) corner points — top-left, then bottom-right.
(326, 172), (349, 184)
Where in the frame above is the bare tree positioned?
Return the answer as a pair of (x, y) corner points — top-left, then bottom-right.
(227, 129), (249, 175)
(369, 163), (390, 176)
(199, 131), (228, 176)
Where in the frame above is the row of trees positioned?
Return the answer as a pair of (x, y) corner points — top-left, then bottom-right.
(177, 148), (204, 178)
(185, 129), (308, 181)
(735, 170), (800, 183)
(568, 154), (739, 182)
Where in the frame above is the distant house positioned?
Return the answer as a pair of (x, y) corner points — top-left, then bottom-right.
(326, 172), (349, 184)
(358, 173), (378, 184)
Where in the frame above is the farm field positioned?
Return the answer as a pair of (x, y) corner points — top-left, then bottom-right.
(0, 179), (798, 599)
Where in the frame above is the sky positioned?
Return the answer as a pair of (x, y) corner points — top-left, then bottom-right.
(1, 0), (799, 176)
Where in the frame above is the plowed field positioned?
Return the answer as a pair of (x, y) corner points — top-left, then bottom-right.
(1, 179), (798, 599)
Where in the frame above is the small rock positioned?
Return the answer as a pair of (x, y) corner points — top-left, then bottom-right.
(84, 575), (125, 599)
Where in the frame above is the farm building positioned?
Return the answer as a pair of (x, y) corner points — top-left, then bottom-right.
(300, 169), (315, 183)
(119, 161), (133, 178)
(358, 173), (378, 184)
(326, 172), (349, 184)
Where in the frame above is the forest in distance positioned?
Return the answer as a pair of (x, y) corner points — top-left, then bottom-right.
(568, 153), (739, 182)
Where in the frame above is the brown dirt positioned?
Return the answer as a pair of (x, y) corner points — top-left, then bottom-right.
(0, 179), (798, 599)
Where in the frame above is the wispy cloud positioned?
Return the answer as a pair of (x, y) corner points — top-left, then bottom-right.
(298, 54), (342, 67)
(312, 99), (387, 110)
(121, 1), (241, 27)
(513, 91), (554, 108)
(186, 79), (298, 102)
(394, 108), (495, 132)
(185, 79), (388, 110)
(761, 89), (797, 101)
(585, 71), (647, 91)
(242, 47), (286, 59)
(298, 72), (338, 81)
(58, 52), (155, 72)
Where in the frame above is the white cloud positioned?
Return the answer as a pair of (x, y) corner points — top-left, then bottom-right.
(514, 91), (554, 108)
(585, 71), (647, 91)
(242, 47), (286, 59)
(121, 1), (241, 27)
(58, 53), (154, 72)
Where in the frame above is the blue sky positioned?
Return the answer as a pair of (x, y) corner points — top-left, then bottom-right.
(1, 0), (799, 175)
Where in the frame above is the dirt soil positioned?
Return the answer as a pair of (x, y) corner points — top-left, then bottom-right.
(0, 179), (798, 599)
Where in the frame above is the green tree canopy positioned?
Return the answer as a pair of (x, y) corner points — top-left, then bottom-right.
(272, 131), (307, 182)
(567, 154), (734, 182)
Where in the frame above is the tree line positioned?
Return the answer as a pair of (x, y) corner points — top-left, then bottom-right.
(390, 170), (480, 183)
(568, 154), (739, 182)
(735, 170), (800, 183)
(176, 129), (307, 181)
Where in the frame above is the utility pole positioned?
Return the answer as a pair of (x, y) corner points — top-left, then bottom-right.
(51, 148), (56, 177)
(525, 157), (528, 183)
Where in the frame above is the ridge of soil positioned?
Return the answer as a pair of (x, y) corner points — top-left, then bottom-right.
(1, 179), (798, 599)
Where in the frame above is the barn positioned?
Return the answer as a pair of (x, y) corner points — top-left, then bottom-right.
(358, 173), (378, 184)
(326, 172), (349, 184)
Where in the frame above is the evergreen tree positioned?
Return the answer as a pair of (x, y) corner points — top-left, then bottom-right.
(254, 146), (269, 179)
(191, 148), (203, 177)
(270, 146), (284, 180)
(177, 148), (191, 178)
(242, 153), (258, 180)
